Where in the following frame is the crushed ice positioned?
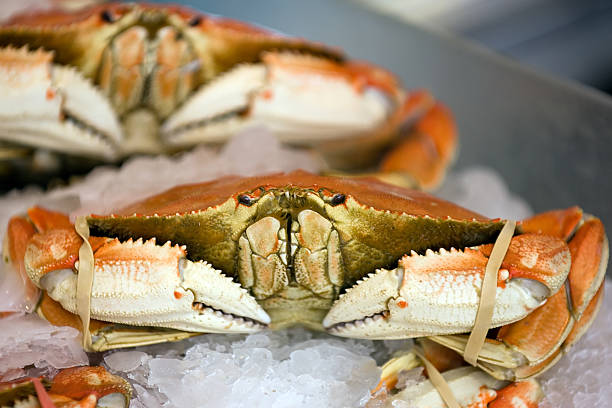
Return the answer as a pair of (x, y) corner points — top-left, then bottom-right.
(435, 166), (533, 220)
(106, 330), (381, 408)
(539, 283), (612, 407)
(0, 313), (88, 381)
(0, 129), (609, 407)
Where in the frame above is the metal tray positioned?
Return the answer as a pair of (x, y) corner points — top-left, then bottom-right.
(170, 0), (612, 230)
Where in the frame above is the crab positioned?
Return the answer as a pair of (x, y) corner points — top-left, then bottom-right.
(0, 3), (456, 189)
(0, 366), (131, 408)
(3, 171), (607, 406)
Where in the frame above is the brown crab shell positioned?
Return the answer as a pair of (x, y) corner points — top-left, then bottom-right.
(106, 170), (489, 219)
(0, 3), (342, 83)
(87, 171), (504, 285)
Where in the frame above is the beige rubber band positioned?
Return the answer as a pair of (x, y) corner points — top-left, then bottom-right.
(413, 347), (460, 408)
(464, 220), (516, 366)
(74, 216), (94, 351)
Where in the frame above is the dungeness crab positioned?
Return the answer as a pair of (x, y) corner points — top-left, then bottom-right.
(0, 3), (455, 189)
(3, 171), (607, 406)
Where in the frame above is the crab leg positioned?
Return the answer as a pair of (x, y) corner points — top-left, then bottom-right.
(12, 207), (270, 335)
(370, 341), (543, 407)
(4, 210), (40, 306)
(323, 231), (570, 339)
(379, 365), (542, 408)
(379, 90), (458, 189)
(0, 47), (122, 159)
(0, 366), (131, 408)
(162, 52), (403, 166)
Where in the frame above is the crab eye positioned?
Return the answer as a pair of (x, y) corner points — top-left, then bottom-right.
(100, 10), (115, 23)
(330, 194), (346, 206)
(238, 195), (254, 206)
(188, 15), (202, 26)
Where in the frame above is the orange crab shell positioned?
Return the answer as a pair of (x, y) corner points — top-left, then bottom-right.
(105, 170), (489, 220)
(2, 2), (342, 81)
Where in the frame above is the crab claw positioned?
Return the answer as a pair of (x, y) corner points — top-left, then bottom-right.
(18, 207), (270, 334)
(324, 233), (570, 339)
(426, 208), (608, 381)
(489, 215), (608, 380)
(0, 47), (122, 159)
(161, 52), (400, 157)
(488, 379), (543, 408)
(36, 237), (270, 333)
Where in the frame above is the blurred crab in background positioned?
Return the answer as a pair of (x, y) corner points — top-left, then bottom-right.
(3, 171), (608, 406)
(0, 2), (456, 189)
(0, 366), (131, 407)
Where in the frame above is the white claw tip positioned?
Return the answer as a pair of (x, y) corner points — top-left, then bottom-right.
(257, 310), (272, 325)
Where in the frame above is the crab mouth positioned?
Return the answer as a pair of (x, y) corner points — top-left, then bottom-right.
(234, 208), (347, 329)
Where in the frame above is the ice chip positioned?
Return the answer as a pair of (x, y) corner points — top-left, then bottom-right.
(217, 126), (321, 176)
(104, 351), (148, 372)
(102, 328), (381, 408)
(0, 314), (88, 381)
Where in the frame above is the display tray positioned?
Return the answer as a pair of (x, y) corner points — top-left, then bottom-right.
(0, 133), (609, 407)
(165, 0), (612, 232)
(0, 2), (610, 406)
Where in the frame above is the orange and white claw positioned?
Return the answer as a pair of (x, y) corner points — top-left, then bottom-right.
(380, 90), (458, 190)
(161, 52), (402, 148)
(324, 233), (570, 339)
(40, 236), (269, 333)
(14, 206), (269, 333)
(0, 47), (121, 159)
